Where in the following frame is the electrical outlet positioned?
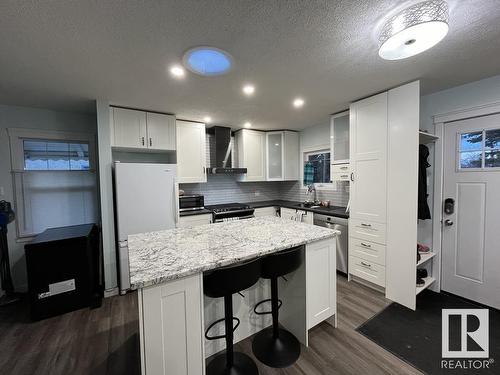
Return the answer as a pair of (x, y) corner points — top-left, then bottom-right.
(254, 190), (261, 197)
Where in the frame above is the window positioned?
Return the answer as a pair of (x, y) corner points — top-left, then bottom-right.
(23, 140), (90, 171)
(8, 129), (98, 237)
(302, 148), (334, 190)
(459, 128), (500, 170)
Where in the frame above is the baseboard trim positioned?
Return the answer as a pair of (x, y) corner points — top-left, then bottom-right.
(104, 287), (119, 298)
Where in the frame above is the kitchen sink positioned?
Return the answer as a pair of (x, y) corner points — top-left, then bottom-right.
(295, 203), (321, 209)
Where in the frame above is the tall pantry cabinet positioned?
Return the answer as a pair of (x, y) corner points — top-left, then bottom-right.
(348, 81), (420, 310)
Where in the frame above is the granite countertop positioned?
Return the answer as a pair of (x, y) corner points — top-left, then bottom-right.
(128, 216), (338, 290)
(180, 200), (349, 219)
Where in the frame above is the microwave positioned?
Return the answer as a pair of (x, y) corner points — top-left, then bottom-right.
(179, 194), (205, 212)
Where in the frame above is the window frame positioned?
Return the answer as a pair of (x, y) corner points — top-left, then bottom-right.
(7, 128), (97, 238)
(456, 126), (500, 172)
(301, 145), (336, 191)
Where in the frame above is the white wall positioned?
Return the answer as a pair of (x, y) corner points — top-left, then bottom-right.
(0, 104), (96, 291)
(419, 74), (500, 247)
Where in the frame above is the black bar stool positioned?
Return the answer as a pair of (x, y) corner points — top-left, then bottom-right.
(204, 258), (262, 375)
(252, 246), (304, 368)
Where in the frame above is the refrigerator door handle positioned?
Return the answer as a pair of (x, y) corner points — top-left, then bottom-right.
(173, 177), (180, 225)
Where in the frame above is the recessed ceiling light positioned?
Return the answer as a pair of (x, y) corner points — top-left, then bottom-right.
(293, 98), (305, 108)
(378, 0), (449, 60)
(242, 84), (255, 96)
(170, 65), (185, 78)
(183, 46), (232, 76)
(203, 116), (212, 123)
(244, 122), (252, 128)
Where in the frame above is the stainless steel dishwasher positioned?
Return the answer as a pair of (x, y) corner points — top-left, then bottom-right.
(313, 214), (348, 273)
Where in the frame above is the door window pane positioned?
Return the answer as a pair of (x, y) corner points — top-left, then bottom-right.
(459, 151), (482, 169)
(485, 150), (500, 168)
(485, 129), (500, 150)
(460, 131), (482, 151)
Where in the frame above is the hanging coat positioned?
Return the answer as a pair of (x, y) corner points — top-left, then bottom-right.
(418, 144), (431, 220)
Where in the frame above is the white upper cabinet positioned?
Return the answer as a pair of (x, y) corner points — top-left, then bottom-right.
(112, 108), (176, 151)
(176, 120), (207, 183)
(146, 112), (176, 150)
(349, 93), (388, 224)
(236, 129), (266, 182)
(266, 131), (299, 181)
(112, 107), (147, 149)
(330, 112), (350, 163)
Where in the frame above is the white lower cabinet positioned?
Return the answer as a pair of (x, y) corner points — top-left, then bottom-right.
(138, 274), (205, 375)
(306, 238), (336, 329)
(349, 255), (386, 287)
(178, 214), (212, 228)
(253, 206), (278, 217)
(280, 207), (313, 224)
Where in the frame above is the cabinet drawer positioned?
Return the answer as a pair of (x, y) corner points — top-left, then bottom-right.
(331, 163), (350, 174)
(349, 219), (386, 244)
(349, 256), (385, 287)
(332, 172), (350, 181)
(349, 237), (386, 266)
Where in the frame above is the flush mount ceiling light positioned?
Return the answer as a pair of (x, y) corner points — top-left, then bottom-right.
(203, 116), (212, 123)
(183, 46), (233, 76)
(243, 122), (252, 128)
(378, 0), (449, 60)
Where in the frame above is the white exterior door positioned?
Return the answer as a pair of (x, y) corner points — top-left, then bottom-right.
(349, 92), (388, 223)
(146, 112), (176, 150)
(442, 114), (500, 309)
(176, 120), (207, 183)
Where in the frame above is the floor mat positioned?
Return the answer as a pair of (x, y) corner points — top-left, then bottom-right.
(357, 290), (499, 375)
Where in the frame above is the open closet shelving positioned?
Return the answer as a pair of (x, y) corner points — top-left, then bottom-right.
(416, 130), (440, 295)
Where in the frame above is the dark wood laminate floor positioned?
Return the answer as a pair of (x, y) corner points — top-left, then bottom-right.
(0, 275), (423, 375)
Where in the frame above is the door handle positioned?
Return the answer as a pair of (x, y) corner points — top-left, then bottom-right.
(141, 137), (145, 146)
(350, 172), (354, 182)
(149, 138), (152, 147)
(444, 219), (454, 226)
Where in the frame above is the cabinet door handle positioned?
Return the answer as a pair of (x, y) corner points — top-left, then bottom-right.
(149, 138), (152, 147)
(341, 174), (349, 178)
(340, 166), (348, 170)
(350, 172), (354, 182)
(203, 167), (206, 175)
(360, 223), (372, 227)
(360, 242), (371, 248)
(360, 261), (372, 268)
(141, 137), (145, 146)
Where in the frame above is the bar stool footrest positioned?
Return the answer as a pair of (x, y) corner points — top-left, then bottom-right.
(205, 317), (241, 341)
(253, 298), (282, 315)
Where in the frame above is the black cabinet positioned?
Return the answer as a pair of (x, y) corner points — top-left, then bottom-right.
(24, 224), (103, 320)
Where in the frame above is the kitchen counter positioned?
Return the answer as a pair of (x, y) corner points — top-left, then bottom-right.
(128, 215), (338, 289)
(244, 200), (349, 219)
(178, 199), (349, 218)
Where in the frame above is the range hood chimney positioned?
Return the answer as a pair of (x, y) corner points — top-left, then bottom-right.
(209, 126), (247, 174)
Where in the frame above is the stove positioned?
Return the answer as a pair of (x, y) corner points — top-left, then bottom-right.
(206, 203), (255, 223)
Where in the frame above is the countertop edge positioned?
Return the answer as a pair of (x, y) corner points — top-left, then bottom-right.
(130, 230), (338, 290)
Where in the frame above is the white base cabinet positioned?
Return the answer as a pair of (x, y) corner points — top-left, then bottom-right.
(253, 206), (278, 217)
(280, 207), (313, 224)
(138, 274), (205, 375)
(178, 214), (212, 228)
(306, 238), (336, 329)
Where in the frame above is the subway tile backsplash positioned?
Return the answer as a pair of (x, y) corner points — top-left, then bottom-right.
(180, 176), (349, 207)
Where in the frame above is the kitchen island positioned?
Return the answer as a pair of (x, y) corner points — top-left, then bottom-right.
(129, 216), (338, 375)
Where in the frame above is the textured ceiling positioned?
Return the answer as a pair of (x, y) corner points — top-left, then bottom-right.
(1, 0), (500, 130)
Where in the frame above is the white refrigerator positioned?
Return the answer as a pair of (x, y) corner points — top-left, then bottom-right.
(114, 162), (178, 293)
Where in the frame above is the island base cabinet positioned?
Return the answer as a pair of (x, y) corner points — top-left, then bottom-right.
(138, 274), (205, 375)
(306, 238), (337, 329)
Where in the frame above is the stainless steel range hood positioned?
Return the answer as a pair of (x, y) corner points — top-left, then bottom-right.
(208, 126), (247, 174)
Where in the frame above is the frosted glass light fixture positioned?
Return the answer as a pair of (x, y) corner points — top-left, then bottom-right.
(183, 47), (232, 76)
(378, 0), (449, 60)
